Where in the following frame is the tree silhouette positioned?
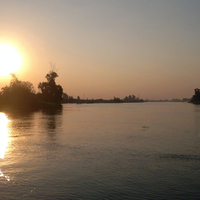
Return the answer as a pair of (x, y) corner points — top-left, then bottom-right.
(38, 70), (63, 103)
(0, 74), (37, 110)
(190, 88), (200, 103)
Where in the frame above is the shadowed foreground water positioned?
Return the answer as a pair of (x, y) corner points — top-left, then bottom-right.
(0, 102), (200, 199)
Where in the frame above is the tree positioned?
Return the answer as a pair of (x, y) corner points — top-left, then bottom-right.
(190, 88), (200, 103)
(38, 70), (63, 103)
(0, 74), (37, 110)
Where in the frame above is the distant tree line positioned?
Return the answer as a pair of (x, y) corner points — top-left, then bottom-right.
(123, 95), (142, 102)
(61, 93), (143, 104)
(124, 95), (136, 101)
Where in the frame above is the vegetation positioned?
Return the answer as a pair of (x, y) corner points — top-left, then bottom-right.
(0, 69), (145, 111)
(190, 88), (200, 104)
(38, 70), (63, 103)
(124, 95), (136, 101)
(0, 74), (38, 111)
(0, 70), (63, 112)
(61, 93), (144, 104)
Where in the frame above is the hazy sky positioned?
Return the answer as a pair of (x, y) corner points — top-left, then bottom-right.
(1, 0), (200, 100)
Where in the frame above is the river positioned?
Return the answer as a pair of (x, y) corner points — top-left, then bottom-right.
(0, 102), (200, 199)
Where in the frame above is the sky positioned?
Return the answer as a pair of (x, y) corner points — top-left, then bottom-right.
(0, 0), (200, 100)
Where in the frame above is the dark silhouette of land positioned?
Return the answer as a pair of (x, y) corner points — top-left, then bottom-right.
(61, 93), (144, 104)
(0, 71), (144, 112)
(0, 71), (63, 112)
(145, 98), (190, 103)
(38, 71), (63, 103)
(190, 88), (200, 104)
(2, 70), (195, 112)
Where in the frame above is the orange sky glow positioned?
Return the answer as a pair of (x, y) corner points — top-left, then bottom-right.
(0, 0), (200, 100)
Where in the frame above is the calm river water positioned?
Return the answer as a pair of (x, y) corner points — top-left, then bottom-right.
(0, 102), (200, 199)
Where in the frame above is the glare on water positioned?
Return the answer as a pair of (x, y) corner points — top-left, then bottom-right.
(0, 113), (10, 159)
(0, 113), (11, 182)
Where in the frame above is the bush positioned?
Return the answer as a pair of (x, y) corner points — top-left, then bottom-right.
(0, 74), (38, 111)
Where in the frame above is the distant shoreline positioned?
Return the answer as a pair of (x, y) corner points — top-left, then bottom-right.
(61, 99), (144, 104)
(61, 99), (191, 104)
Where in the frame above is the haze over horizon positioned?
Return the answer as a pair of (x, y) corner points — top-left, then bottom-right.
(1, 0), (200, 100)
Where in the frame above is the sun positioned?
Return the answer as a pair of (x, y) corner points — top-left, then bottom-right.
(0, 44), (22, 76)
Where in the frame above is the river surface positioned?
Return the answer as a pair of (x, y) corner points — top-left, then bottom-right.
(0, 102), (200, 199)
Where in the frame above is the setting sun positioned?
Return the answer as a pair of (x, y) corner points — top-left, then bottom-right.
(0, 44), (22, 76)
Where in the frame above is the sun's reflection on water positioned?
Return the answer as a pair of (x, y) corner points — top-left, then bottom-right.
(0, 112), (10, 159)
(0, 112), (11, 181)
